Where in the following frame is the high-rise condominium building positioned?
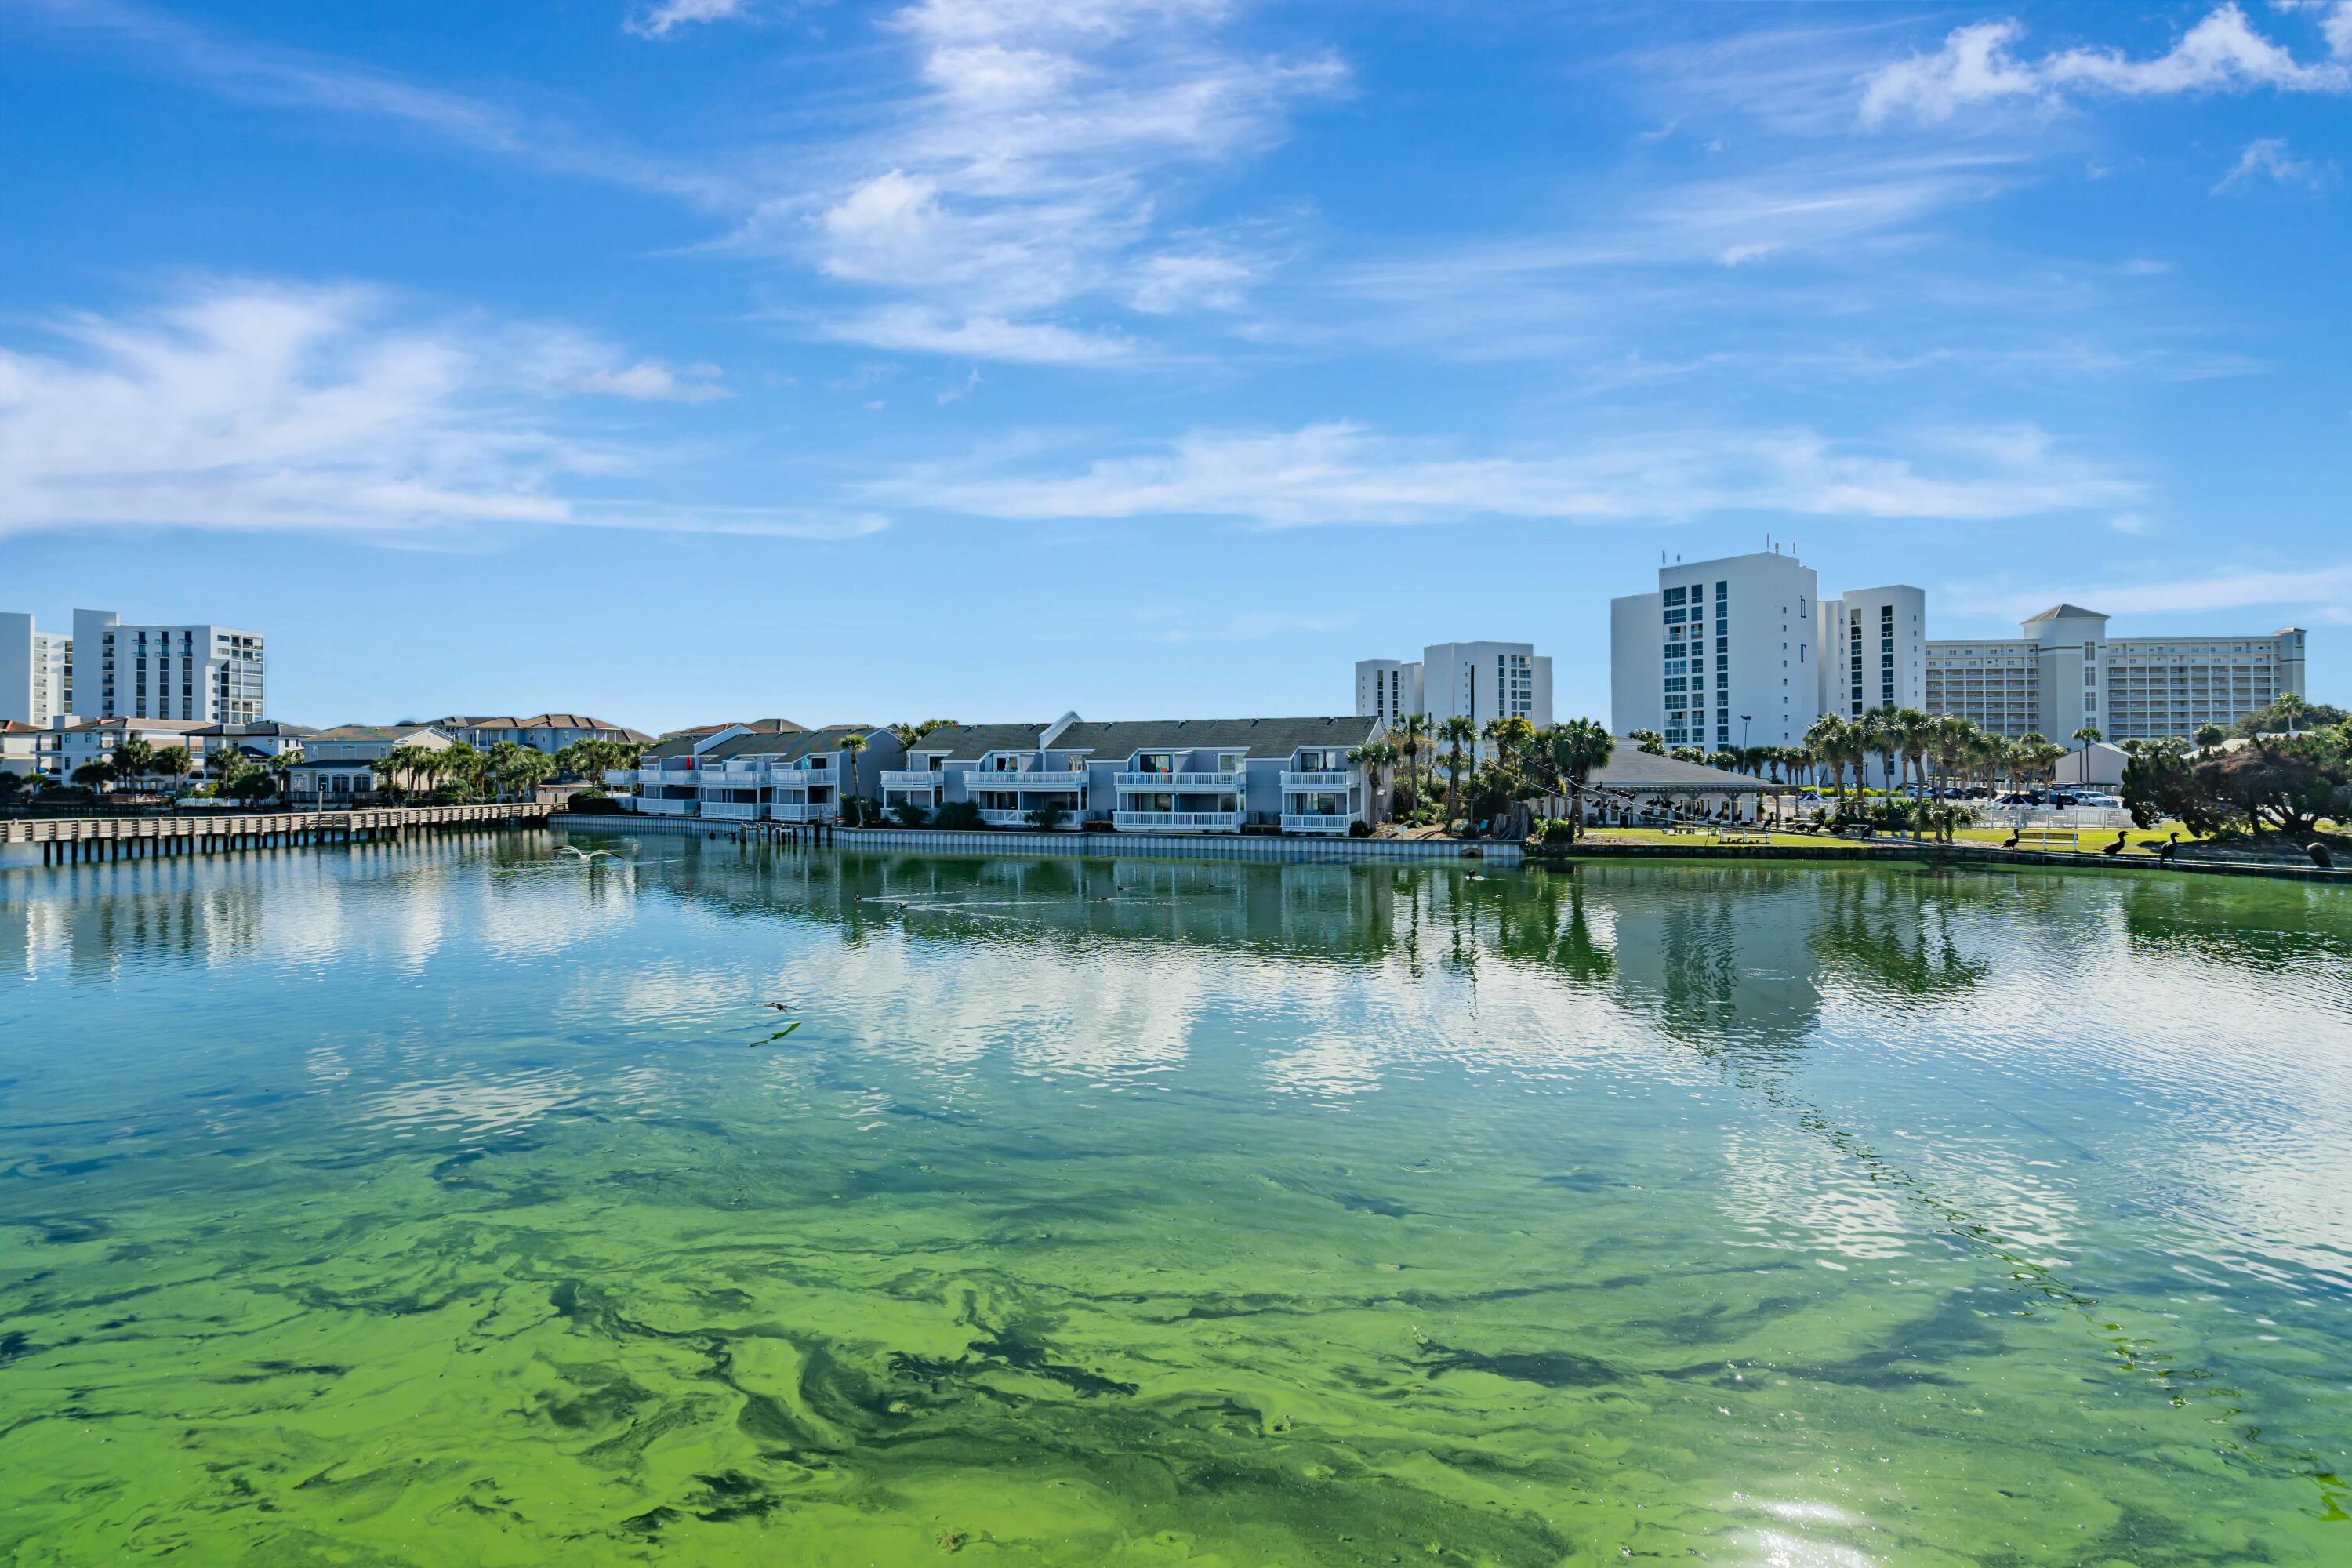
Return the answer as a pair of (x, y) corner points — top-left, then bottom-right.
(0, 613), (73, 726)
(1924, 608), (2306, 742)
(1353, 642), (1553, 739)
(70, 608), (267, 724)
(1816, 586), (1927, 722)
(1611, 550), (1845, 750)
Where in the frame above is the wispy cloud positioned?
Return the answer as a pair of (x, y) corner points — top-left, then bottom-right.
(716, 0), (1344, 360)
(869, 420), (2139, 528)
(1860, 5), (2352, 128)
(2212, 135), (2332, 191)
(1961, 563), (2352, 621)
(13, 0), (737, 204)
(626, 0), (756, 40)
(0, 279), (873, 541)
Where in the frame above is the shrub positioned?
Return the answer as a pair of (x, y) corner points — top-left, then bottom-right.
(933, 800), (984, 830)
(1347, 818), (1373, 838)
(1027, 801), (1069, 831)
(891, 800), (932, 827)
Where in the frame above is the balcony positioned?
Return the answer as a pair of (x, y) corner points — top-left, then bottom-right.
(700, 800), (765, 821)
(1114, 810), (1241, 833)
(972, 769), (1087, 788)
(1116, 771), (1241, 790)
(979, 808), (1032, 827)
(880, 770), (945, 790)
(633, 797), (696, 815)
(603, 768), (637, 788)
(767, 771), (837, 793)
(1279, 770), (1350, 791)
(1281, 813), (1355, 835)
(640, 764), (698, 786)
(771, 803), (830, 822)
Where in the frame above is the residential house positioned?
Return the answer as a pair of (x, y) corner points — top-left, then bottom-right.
(285, 725), (453, 804)
(689, 725), (903, 822)
(423, 713), (653, 753)
(1, 720), (42, 777)
(613, 720), (807, 816)
(46, 717), (213, 782)
(190, 720), (315, 771)
(885, 714), (1386, 834)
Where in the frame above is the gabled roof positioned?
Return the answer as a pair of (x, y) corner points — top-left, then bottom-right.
(189, 720), (316, 737)
(906, 722), (1053, 759)
(1590, 745), (1773, 792)
(644, 718), (804, 761)
(1054, 715), (1383, 760)
(0, 720), (42, 735)
(2022, 603), (2107, 624)
(306, 724), (448, 745)
(698, 724), (887, 765)
(56, 717), (209, 735)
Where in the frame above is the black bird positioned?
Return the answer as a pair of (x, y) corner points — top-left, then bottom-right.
(2308, 842), (2335, 870)
(2152, 832), (2180, 864)
(2102, 829), (2129, 857)
(2000, 827), (2020, 849)
(762, 1001), (791, 1011)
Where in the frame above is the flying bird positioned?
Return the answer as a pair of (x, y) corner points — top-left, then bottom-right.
(558, 845), (621, 862)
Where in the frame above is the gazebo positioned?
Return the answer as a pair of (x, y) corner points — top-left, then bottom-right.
(1545, 746), (1779, 826)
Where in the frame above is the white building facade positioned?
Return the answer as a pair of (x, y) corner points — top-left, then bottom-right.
(0, 613), (72, 727)
(71, 608), (265, 724)
(1925, 607), (2307, 742)
(1611, 551), (1832, 751)
(1816, 586), (1928, 722)
(1354, 642), (1551, 742)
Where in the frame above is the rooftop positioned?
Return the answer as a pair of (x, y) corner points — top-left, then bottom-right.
(1054, 715), (1382, 760)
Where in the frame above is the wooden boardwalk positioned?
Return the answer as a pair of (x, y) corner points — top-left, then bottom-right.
(2, 801), (555, 865)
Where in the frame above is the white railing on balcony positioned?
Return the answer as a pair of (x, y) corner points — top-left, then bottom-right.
(970, 768), (1087, 788)
(1114, 810), (1241, 832)
(880, 770), (944, 790)
(640, 764), (698, 785)
(979, 808), (1032, 827)
(633, 797), (696, 815)
(1279, 770), (1350, 791)
(1116, 771), (1242, 790)
(700, 800), (765, 821)
(771, 803), (829, 822)
(603, 768), (637, 787)
(1281, 812), (1355, 834)
(767, 770), (836, 792)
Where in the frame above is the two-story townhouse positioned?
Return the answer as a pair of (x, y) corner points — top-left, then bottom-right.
(877, 721), (1062, 823)
(691, 725), (905, 822)
(285, 725), (453, 804)
(1, 719), (42, 777)
(47, 717), (214, 782)
(615, 719), (807, 815)
(1054, 716), (1386, 834)
(189, 720), (315, 772)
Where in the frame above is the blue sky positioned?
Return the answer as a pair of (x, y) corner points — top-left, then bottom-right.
(2, 0), (2347, 733)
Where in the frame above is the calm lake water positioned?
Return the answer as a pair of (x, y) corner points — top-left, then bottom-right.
(2, 833), (2348, 1566)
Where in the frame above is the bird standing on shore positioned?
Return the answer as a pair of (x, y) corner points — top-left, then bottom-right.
(2102, 829), (2129, 857)
(2309, 842), (2335, 870)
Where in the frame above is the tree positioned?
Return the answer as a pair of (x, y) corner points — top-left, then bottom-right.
(2194, 723), (2227, 752)
(1438, 715), (1477, 821)
(836, 733), (869, 822)
(73, 760), (117, 791)
(1026, 800), (1068, 831)
(491, 743), (555, 800)
(1806, 714), (1856, 803)
(1630, 728), (1664, 756)
(269, 749), (300, 801)
(1482, 715), (1536, 773)
(1894, 707), (1936, 796)
(2237, 694), (2342, 739)
(2071, 725), (2103, 785)
(1348, 740), (1397, 822)
(154, 746), (194, 792)
(112, 736), (155, 787)
(0, 771), (25, 808)
(1396, 713), (1434, 811)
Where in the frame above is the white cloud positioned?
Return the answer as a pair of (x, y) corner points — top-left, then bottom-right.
(627, 0), (753, 39)
(572, 359), (731, 402)
(19, 0), (732, 204)
(0, 281), (868, 540)
(868, 420), (2139, 528)
(1964, 564), (2352, 620)
(815, 304), (1138, 365)
(719, 0), (1342, 361)
(1860, 5), (2352, 126)
(2212, 136), (2330, 191)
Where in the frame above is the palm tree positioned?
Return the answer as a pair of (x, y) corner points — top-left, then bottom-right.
(1483, 715), (1536, 773)
(269, 749), (300, 801)
(2071, 724), (2103, 784)
(154, 746), (194, 793)
(837, 732), (868, 822)
(1348, 740), (1396, 822)
(112, 735), (154, 790)
(1630, 728), (1665, 756)
(1396, 713), (1434, 812)
(1437, 716), (1477, 821)
(1537, 721), (1613, 839)
(1893, 707), (1935, 796)
(1805, 714), (1854, 803)
(2275, 692), (2313, 735)
(72, 760), (117, 792)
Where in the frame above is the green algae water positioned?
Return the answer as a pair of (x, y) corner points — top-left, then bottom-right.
(3, 835), (2349, 1566)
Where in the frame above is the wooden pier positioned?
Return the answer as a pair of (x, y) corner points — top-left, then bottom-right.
(740, 818), (840, 848)
(2, 801), (556, 866)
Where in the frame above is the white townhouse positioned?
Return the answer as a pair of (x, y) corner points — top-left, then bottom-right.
(884, 714), (1387, 835)
(45, 717), (214, 780)
(618, 720), (807, 815)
